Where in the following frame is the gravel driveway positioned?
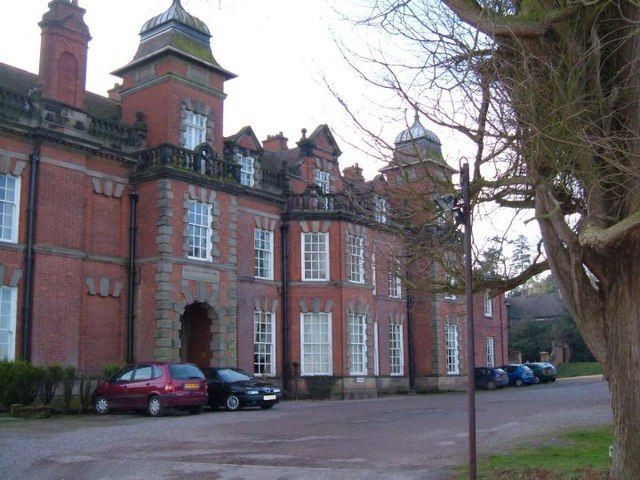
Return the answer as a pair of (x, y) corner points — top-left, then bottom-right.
(0, 376), (611, 479)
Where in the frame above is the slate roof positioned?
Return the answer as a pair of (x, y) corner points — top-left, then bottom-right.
(114, 0), (235, 80)
(0, 62), (122, 122)
(506, 293), (572, 323)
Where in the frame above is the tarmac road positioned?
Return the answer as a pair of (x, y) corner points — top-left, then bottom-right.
(0, 376), (611, 480)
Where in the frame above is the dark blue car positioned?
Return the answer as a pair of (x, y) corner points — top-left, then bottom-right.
(501, 364), (536, 386)
(474, 367), (509, 390)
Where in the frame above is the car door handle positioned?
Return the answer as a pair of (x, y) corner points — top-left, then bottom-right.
(145, 383), (150, 386)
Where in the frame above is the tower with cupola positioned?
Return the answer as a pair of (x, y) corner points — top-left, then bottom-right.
(113, 0), (235, 153)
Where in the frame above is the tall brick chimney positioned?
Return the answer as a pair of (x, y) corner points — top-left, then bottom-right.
(38, 0), (91, 109)
(262, 132), (289, 152)
(343, 163), (364, 182)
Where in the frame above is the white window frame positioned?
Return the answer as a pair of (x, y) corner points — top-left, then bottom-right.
(443, 253), (457, 300)
(486, 336), (495, 368)
(254, 229), (274, 280)
(301, 232), (329, 281)
(0, 286), (17, 361)
(375, 196), (389, 224)
(300, 312), (332, 376)
(348, 313), (367, 375)
(236, 153), (255, 187)
(347, 234), (365, 284)
(254, 310), (276, 376)
(389, 323), (404, 376)
(313, 169), (331, 194)
(187, 201), (212, 261)
(0, 174), (20, 244)
(484, 290), (493, 317)
(373, 320), (380, 376)
(183, 110), (207, 150)
(389, 264), (402, 299)
(445, 323), (460, 375)
(371, 253), (377, 295)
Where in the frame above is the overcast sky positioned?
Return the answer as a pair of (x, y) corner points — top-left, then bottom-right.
(0, 0), (416, 178)
(0, 0), (541, 256)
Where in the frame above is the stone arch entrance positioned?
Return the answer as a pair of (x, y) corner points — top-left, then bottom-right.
(180, 302), (215, 368)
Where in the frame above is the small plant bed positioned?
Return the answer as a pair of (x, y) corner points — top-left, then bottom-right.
(458, 426), (613, 479)
(557, 363), (603, 379)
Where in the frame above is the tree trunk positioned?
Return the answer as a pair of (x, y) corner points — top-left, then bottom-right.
(602, 266), (640, 479)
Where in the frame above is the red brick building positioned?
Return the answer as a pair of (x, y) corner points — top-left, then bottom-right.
(0, 0), (507, 396)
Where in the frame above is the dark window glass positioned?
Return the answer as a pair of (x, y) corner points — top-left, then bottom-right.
(169, 364), (205, 380)
(217, 368), (252, 383)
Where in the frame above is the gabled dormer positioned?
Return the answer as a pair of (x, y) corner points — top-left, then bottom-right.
(113, 0), (235, 154)
(224, 126), (263, 188)
(296, 125), (343, 194)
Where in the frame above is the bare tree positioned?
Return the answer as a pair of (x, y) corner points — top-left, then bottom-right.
(333, 0), (640, 477)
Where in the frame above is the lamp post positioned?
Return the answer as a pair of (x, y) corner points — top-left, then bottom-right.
(435, 161), (476, 479)
(460, 162), (477, 480)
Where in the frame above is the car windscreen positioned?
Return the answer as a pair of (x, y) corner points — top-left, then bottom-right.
(169, 364), (205, 380)
(217, 368), (253, 383)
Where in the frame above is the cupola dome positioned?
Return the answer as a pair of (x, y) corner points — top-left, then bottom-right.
(395, 113), (441, 145)
(140, 0), (210, 39)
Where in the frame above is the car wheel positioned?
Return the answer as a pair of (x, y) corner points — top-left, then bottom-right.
(486, 380), (496, 391)
(515, 378), (523, 387)
(550, 378), (557, 383)
(188, 406), (203, 415)
(147, 396), (164, 417)
(94, 396), (110, 415)
(260, 404), (274, 410)
(225, 395), (241, 411)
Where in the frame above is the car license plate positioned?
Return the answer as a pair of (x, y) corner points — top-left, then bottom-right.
(184, 383), (199, 390)
(263, 395), (276, 401)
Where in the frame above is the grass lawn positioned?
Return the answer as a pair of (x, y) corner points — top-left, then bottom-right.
(458, 425), (613, 479)
(557, 362), (603, 378)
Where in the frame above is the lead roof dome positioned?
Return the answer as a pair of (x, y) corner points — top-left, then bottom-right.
(395, 114), (441, 145)
(140, 0), (210, 37)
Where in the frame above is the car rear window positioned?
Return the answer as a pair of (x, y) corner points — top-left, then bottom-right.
(218, 368), (252, 383)
(169, 364), (205, 380)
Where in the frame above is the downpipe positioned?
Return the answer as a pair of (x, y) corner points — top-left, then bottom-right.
(21, 139), (41, 361)
(126, 192), (139, 363)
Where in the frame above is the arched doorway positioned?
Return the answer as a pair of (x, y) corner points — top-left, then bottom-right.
(180, 302), (214, 368)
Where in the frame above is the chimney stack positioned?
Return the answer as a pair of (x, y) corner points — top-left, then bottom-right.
(343, 163), (364, 182)
(262, 132), (289, 152)
(38, 0), (91, 109)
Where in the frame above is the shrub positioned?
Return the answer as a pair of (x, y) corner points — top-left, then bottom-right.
(0, 360), (44, 409)
(305, 376), (338, 399)
(62, 365), (76, 414)
(41, 364), (64, 405)
(101, 363), (121, 380)
(77, 374), (94, 414)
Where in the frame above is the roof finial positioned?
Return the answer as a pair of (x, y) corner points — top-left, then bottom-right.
(414, 108), (420, 123)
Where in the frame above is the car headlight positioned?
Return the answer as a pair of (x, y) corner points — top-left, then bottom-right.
(273, 388), (281, 393)
(246, 390), (259, 395)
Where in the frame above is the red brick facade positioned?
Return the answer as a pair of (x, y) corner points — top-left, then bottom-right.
(0, 0), (507, 396)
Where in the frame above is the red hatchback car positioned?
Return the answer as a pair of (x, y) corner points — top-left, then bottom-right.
(93, 362), (207, 417)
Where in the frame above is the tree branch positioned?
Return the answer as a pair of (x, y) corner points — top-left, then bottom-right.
(441, 0), (584, 39)
(482, 259), (550, 295)
(578, 212), (640, 249)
